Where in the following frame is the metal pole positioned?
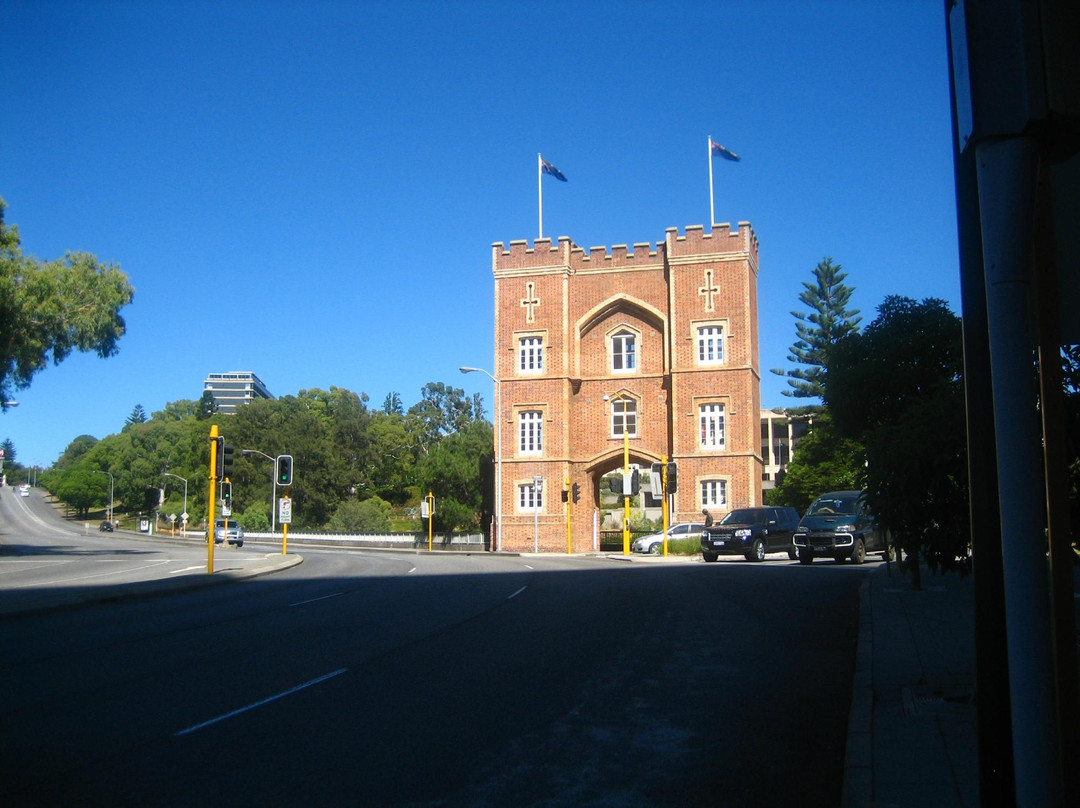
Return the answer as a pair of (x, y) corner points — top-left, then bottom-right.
(976, 135), (1062, 807)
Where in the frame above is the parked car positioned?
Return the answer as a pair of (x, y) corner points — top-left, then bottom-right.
(211, 518), (245, 547)
(631, 522), (706, 554)
(700, 506), (801, 562)
(793, 490), (887, 564)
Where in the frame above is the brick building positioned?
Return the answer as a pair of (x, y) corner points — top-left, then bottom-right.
(491, 222), (762, 552)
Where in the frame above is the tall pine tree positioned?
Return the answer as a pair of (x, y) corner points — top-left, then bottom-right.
(772, 257), (862, 398)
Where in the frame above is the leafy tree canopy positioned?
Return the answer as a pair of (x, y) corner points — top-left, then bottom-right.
(826, 296), (967, 584)
(0, 197), (135, 403)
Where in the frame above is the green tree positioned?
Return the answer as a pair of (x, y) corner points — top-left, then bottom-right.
(54, 465), (107, 518)
(383, 392), (403, 415)
(1, 437), (15, 465)
(826, 296), (967, 588)
(125, 404), (148, 427)
(325, 496), (393, 533)
(0, 197), (135, 403)
(407, 381), (482, 453)
(197, 391), (218, 420)
(417, 419), (494, 531)
(771, 257), (862, 398)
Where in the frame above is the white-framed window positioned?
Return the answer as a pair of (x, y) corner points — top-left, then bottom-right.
(611, 397), (637, 438)
(611, 330), (637, 373)
(696, 325), (724, 365)
(699, 403), (726, 449)
(701, 479), (727, 509)
(518, 481), (543, 511)
(518, 336), (544, 374)
(518, 410), (543, 455)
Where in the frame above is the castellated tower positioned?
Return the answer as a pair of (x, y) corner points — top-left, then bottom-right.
(491, 223), (762, 553)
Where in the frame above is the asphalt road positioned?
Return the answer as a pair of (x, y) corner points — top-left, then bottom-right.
(2, 489), (873, 807)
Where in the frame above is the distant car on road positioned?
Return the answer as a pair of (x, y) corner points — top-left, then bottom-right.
(631, 522), (706, 554)
(99, 521), (114, 532)
(700, 506), (801, 562)
(211, 518), (245, 547)
(19, 485), (29, 497)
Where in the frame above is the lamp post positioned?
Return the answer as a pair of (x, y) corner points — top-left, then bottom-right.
(241, 449), (277, 532)
(162, 472), (188, 536)
(604, 393), (633, 555)
(459, 366), (502, 552)
(92, 470), (114, 525)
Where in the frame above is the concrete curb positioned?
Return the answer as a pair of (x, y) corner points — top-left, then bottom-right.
(0, 553), (303, 619)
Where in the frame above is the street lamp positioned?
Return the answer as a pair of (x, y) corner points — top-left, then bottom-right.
(92, 470), (114, 525)
(604, 393), (633, 555)
(242, 449), (276, 531)
(162, 473), (188, 536)
(459, 366), (502, 552)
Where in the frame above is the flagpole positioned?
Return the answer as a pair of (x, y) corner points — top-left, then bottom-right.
(708, 136), (715, 229)
(538, 153), (544, 240)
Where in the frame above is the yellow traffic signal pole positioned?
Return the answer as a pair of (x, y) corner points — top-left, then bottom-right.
(661, 457), (671, 557)
(622, 411), (631, 556)
(565, 477), (572, 554)
(207, 425), (218, 574)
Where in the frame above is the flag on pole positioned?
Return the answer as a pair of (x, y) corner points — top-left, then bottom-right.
(541, 158), (568, 181)
(709, 140), (740, 162)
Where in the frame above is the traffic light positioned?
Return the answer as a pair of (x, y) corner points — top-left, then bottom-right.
(561, 487), (569, 503)
(220, 480), (232, 505)
(212, 437), (225, 480)
(666, 462), (678, 494)
(221, 444), (235, 479)
(572, 482), (581, 503)
(276, 454), (293, 486)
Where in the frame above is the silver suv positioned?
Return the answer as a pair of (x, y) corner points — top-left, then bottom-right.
(212, 518), (245, 547)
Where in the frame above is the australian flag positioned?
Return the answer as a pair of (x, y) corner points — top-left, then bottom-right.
(541, 159), (568, 181)
(710, 141), (741, 162)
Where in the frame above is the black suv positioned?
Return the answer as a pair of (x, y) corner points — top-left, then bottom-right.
(793, 490), (886, 564)
(700, 506), (801, 562)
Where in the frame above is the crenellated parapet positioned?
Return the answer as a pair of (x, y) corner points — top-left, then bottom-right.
(664, 222), (758, 269)
(493, 223), (757, 277)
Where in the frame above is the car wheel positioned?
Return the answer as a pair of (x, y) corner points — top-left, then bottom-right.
(787, 544), (799, 561)
(884, 543), (896, 562)
(702, 552), (718, 562)
(750, 538), (766, 562)
(648, 542), (661, 554)
(852, 538), (866, 564)
(799, 548), (813, 565)
(236, 541), (244, 548)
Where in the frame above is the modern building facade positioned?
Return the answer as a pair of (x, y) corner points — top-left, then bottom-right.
(203, 371), (273, 414)
(491, 223), (762, 553)
(761, 408), (815, 489)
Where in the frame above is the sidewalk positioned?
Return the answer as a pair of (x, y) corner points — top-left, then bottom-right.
(843, 563), (979, 808)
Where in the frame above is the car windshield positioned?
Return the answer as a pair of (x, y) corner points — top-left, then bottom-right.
(807, 494), (859, 517)
(721, 509), (764, 524)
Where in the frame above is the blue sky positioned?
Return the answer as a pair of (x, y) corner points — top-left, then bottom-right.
(1, 0), (959, 468)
